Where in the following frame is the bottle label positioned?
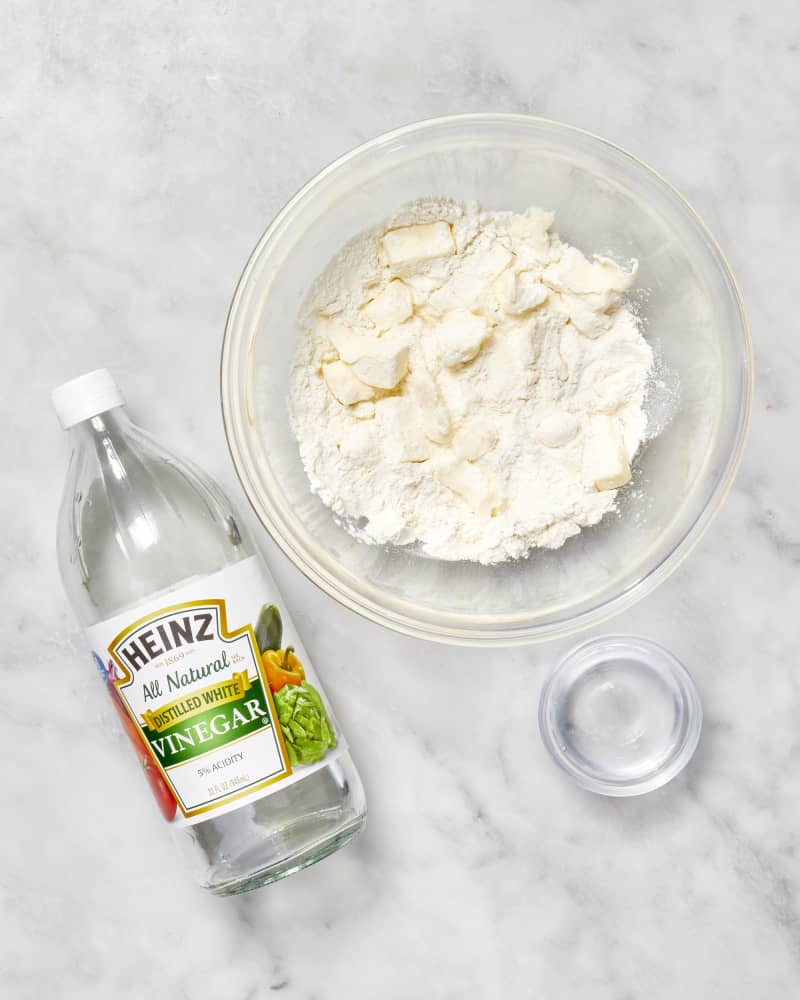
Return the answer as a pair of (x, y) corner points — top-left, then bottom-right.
(86, 556), (343, 827)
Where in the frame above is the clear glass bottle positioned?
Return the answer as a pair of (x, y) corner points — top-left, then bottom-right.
(53, 369), (366, 895)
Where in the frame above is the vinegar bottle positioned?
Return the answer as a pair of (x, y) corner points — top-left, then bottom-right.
(53, 369), (366, 895)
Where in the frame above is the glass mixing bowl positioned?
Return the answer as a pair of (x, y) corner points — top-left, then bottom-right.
(221, 114), (751, 645)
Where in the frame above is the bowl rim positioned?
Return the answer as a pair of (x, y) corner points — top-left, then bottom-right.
(221, 112), (753, 646)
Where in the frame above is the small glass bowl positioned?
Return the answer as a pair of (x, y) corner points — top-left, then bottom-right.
(539, 634), (702, 796)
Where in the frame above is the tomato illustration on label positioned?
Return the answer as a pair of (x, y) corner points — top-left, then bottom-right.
(93, 652), (178, 822)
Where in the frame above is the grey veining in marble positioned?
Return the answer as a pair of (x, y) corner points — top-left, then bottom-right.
(2, 1), (799, 997)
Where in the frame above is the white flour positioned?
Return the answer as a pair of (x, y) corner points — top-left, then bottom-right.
(288, 198), (653, 564)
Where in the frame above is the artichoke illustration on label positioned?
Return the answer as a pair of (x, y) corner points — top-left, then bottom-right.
(274, 682), (337, 766)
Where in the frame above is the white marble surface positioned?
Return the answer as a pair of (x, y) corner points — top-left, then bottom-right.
(2, 1), (799, 997)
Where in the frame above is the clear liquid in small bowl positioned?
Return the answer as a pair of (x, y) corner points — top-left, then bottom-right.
(540, 636), (702, 796)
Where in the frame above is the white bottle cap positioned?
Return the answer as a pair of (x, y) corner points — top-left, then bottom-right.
(51, 369), (125, 429)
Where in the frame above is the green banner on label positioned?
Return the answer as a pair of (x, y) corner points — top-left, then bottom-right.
(145, 676), (272, 768)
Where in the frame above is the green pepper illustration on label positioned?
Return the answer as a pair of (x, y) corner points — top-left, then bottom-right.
(87, 556), (342, 827)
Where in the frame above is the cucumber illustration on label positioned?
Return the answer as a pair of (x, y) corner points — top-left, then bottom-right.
(54, 370), (365, 893)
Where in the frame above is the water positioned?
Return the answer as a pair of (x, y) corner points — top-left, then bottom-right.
(559, 658), (682, 781)
(540, 635), (702, 796)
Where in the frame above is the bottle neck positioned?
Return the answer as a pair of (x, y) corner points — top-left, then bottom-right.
(71, 406), (137, 471)
(57, 400), (251, 623)
(74, 405), (166, 534)
(72, 405), (131, 440)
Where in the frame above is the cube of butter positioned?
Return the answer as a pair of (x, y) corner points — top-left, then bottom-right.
(364, 280), (413, 330)
(507, 272), (549, 315)
(435, 308), (490, 367)
(534, 411), (579, 449)
(452, 419), (498, 461)
(350, 339), (409, 390)
(381, 222), (455, 267)
(322, 361), (375, 406)
(553, 291), (613, 340)
(435, 460), (498, 518)
(379, 398), (432, 463)
(407, 364), (451, 443)
(582, 415), (631, 491)
(323, 318), (409, 390)
(322, 320), (373, 363)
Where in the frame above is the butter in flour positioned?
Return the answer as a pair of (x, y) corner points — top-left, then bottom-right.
(288, 198), (653, 564)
